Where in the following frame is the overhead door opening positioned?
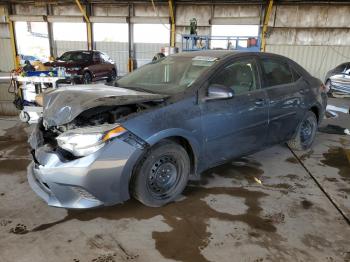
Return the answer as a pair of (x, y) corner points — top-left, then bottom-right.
(134, 23), (170, 67)
(14, 21), (50, 64)
(52, 22), (87, 57)
(211, 25), (259, 50)
(93, 23), (129, 76)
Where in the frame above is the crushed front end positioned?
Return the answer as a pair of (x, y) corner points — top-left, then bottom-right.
(27, 118), (147, 209)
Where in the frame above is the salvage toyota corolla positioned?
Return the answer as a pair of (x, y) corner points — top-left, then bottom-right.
(28, 51), (327, 208)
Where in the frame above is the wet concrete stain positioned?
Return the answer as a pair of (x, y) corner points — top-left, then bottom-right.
(197, 158), (264, 185)
(325, 177), (338, 182)
(285, 174), (299, 180)
(339, 188), (350, 194)
(0, 159), (31, 173)
(286, 150), (313, 164)
(301, 200), (313, 209)
(29, 186), (274, 262)
(0, 124), (30, 175)
(321, 147), (350, 181)
(286, 157), (298, 164)
(301, 234), (332, 251)
(0, 123), (29, 153)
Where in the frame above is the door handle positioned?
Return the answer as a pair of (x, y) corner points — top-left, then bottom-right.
(299, 89), (307, 94)
(254, 99), (265, 106)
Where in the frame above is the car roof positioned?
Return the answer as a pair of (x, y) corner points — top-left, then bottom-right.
(172, 50), (241, 59)
(172, 50), (290, 61)
(63, 50), (94, 53)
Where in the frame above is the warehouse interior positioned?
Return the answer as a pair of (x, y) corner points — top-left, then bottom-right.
(1, 0), (350, 261)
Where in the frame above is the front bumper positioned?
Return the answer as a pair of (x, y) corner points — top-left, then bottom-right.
(27, 135), (143, 209)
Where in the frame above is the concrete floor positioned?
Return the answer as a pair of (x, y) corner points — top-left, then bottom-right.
(0, 98), (350, 262)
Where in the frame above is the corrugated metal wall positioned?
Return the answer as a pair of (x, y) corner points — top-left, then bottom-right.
(0, 39), (14, 72)
(95, 42), (128, 76)
(134, 43), (165, 67)
(54, 41), (88, 56)
(266, 45), (350, 81)
(0, 78), (18, 116)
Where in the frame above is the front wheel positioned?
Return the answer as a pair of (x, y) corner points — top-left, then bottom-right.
(107, 69), (117, 82)
(83, 72), (92, 84)
(287, 111), (318, 151)
(131, 140), (190, 207)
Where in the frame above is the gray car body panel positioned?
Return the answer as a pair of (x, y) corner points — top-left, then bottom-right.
(28, 51), (327, 209)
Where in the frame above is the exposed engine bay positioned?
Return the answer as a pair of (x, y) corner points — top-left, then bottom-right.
(48, 100), (162, 134)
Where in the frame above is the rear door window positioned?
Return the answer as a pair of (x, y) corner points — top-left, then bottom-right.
(260, 58), (294, 87)
(290, 66), (302, 81)
(93, 52), (101, 62)
(101, 52), (112, 63)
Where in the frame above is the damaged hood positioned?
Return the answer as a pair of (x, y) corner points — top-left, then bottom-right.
(43, 83), (167, 126)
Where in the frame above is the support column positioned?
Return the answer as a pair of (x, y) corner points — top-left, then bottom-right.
(6, 4), (19, 69)
(46, 4), (55, 57)
(168, 0), (175, 47)
(75, 0), (92, 50)
(260, 0), (274, 52)
(128, 4), (134, 72)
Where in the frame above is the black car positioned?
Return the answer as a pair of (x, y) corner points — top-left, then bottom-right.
(325, 62), (350, 94)
(45, 50), (117, 84)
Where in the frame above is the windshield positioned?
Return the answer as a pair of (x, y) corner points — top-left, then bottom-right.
(58, 51), (91, 62)
(116, 56), (218, 95)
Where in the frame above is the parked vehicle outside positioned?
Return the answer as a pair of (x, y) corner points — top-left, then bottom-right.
(44, 50), (117, 84)
(324, 62), (350, 94)
(28, 51), (327, 209)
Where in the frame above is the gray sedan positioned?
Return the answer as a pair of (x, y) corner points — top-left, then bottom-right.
(28, 51), (327, 208)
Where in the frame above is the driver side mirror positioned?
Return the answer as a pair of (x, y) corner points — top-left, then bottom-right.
(204, 84), (234, 101)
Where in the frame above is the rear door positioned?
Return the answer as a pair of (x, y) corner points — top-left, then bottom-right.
(200, 56), (269, 166)
(258, 55), (304, 145)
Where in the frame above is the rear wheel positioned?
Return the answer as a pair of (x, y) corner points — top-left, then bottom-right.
(287, 111), (318, 151)
(107, 69), (117, 82)
(83, 71), (92, 84)
(131, 140), (190, 207)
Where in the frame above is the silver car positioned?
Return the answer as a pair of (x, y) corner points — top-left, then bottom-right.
(325, 62), (350, 94)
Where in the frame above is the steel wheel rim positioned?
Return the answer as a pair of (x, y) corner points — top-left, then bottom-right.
(300, 117), (315, 146)
(147, 155), (180, 198)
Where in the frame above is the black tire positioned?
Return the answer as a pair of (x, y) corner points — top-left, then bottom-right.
(287, 111), (318, 151)
(107, 69), (117, 82)
(83, 71), (92, 84)
(131, 140), (190, 207)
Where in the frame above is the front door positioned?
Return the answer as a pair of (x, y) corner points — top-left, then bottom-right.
(90, 52), (103, 79)
(200, 56), (269, 167)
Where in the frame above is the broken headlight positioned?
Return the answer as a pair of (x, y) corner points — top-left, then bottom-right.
(56, 124), (126, 157)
